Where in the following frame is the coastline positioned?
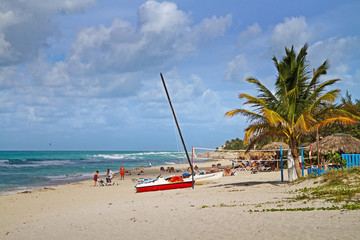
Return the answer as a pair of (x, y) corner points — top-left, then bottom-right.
(1, 159), (359, 240)
(0, 158), (225, 196)
(0, 150), (193, 196)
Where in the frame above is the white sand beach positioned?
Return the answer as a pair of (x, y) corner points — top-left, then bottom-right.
(1, 160), (359, 240)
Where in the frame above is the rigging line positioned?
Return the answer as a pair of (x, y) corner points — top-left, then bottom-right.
(173, 122), (181, 153)
(173, 123), (186, 165)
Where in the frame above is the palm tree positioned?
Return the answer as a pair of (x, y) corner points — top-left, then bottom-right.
(225, 44), (359, 177)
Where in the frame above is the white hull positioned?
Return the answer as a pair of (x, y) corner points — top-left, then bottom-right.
(194, 172), (223, 185)
(135, 176), (193, 192)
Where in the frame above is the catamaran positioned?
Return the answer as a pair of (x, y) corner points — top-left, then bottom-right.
(135, 73), (195, 193)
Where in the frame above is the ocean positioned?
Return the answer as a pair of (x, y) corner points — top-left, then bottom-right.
(0, 151), (191, 195)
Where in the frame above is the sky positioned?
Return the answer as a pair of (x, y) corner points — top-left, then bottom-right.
(0, 0), (359, 151)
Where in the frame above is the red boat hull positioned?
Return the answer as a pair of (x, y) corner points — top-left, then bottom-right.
(136, 181), (193, 193)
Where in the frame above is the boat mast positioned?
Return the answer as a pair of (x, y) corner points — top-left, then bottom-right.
(160, 73), (195, 189)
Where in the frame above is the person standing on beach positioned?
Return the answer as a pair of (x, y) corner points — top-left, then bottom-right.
(94, 171), (99, 186)
(120, 165), (125, 180)
(106, 169), (114, 183)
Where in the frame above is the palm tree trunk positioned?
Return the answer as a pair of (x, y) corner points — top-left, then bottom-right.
(293, 154), (302, 178)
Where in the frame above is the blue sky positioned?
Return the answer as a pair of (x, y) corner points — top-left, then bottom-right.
(1, 0), (359, 151)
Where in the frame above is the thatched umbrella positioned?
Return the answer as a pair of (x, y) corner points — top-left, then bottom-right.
(311, 133), (360, 155)
(262, 142), (289, 150)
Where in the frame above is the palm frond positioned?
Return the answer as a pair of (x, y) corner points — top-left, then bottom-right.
(310, 79), (340, 101)
(243, 122), (283, 144)
(246, 77), (277, 103)
(238, 93), (267, 109)
(224, 109), (242, 118)
(262, 108), (287, 126)
(294, 110), (315, 132)
(315, 89), (340, 104)
(313, 117), (357, 130)
(225, 109), (265, 122)
(306, 60), (329, 95)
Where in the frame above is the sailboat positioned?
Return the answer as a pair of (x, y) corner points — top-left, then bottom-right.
(135, 73), (195, 193)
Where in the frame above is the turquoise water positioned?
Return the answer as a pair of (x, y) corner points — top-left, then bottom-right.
(0, 151), (189, 195)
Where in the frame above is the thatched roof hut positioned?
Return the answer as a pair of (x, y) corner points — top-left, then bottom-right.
(311, 134), (360, 155)
(202, 150), (275, 160)
(237, 151), (274, 159)
(262, 142), (289, 150)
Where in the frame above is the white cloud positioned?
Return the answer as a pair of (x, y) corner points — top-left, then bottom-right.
(42, 1), (231, 98)
(0, 8), (19, 30)
(308, 36), (360, 94)
(309, 36), (360, 66)
(0, 0), (95, 66)
(0, 0), (232, 99)
(134, 72), (226, 130)
(270, 16), (312, 55)
(137, 0), (190, 34)
(238, 22), (261, 46)
(193, 14), (232, 39)
(223, 54), (252, 82)
(0, 0), (233, 138)
(0, 9), (19, 61)
(0, 66), (16, 90)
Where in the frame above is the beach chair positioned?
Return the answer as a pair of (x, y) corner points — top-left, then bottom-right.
(98, 178), (106, 186)
(258, 166), (266, 172)
(106, 177), (117, 186)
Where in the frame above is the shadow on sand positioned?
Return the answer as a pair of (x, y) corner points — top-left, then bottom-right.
(208, 180), (288, 189)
